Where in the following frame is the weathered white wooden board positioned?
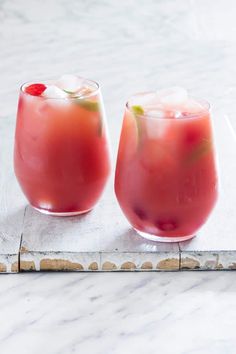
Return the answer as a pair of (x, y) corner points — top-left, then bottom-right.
(1, 112), (236, 272)
(19, 112), (236, 272)
(20, 182), (180, 272)
(0, 119), (26, 273)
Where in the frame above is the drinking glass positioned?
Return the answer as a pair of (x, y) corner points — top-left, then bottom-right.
(115, 92), (218, 242)
(14, 77), (111, 215)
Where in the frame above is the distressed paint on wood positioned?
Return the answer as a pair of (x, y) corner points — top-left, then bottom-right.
(20, 196), (180, 271)
(0, 119), (26, 273)
(0, 113), (236, 272)
(19, 113), (236, 272)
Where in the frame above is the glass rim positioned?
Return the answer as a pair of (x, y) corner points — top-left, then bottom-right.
(20, 76), (100, 100)
(126, 92), (211, 120)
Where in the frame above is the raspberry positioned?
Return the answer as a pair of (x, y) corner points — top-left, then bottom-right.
(133, 206), (148, 220)
(155, 219), (177, 231)
(25, 83), (47, 96)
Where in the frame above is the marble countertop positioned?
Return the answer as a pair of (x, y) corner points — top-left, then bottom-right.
(1, 0), (236, 352)
(1, 272), (236, 354)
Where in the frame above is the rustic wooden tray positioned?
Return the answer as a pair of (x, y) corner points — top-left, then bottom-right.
(1, 114), (235, 273)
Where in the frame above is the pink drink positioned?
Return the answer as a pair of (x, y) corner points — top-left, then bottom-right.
(115, 88), (218, 242)
(14, 76), (111, 215)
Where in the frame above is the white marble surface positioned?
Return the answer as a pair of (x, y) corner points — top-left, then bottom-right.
(1, 272), (236, 354)
(1, 0), (236, 351)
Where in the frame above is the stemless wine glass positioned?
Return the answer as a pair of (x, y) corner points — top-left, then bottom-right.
(115, 91), (218, 242)
(14, 76), (111, 216)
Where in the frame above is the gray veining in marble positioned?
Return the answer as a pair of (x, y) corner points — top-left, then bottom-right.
(1, 272), (236, 354)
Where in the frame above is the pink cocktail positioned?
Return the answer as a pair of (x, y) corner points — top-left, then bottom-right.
(115, 88), (218, 242)
(14, 75), (111, 215)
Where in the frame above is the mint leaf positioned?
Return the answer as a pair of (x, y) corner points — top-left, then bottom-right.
(97, 118), (103, 137)
(63, 89), (75, 95)
(75, 99), (102, 136)
(131, 105), (144, 116)
(76, 100), (100, 112)
(131, 105), (144, 145)
(187, 139), (212, 164)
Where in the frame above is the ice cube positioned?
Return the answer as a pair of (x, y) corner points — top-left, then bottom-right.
(73, 86), (94, 98)
(182, 98), (205, 114)
(145, 116), (170, 139)
(174, 111), (182, 118)
(56, 74), (84, 93)
(156, 87), (188, 107)
(147, 109), (165, 118)
(42, 85), (68, 99)
(36, 101), (49, 116)
(129, 93), (158, 108)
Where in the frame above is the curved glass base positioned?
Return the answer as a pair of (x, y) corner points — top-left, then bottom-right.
(33, 206), (92, 217)
(135, 229), (196, 243)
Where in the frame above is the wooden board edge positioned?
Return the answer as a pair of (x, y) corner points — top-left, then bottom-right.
(0, 254), (19, 273)
(20, 250), (180, 272)
(20, 251), (101, 272)
(100, 251), (180, 271)
(180, 250), (236, 270)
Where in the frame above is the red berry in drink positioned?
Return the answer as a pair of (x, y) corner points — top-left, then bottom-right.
(155, 219), (177, 231)
(25, 83), (47, 96)
(133, 206), (148, 220)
